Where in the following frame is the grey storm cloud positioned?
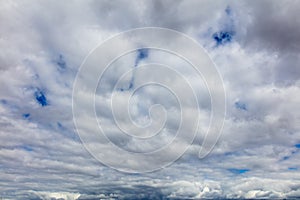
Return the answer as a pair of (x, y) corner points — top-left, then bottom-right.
(0, 0), (300, 199)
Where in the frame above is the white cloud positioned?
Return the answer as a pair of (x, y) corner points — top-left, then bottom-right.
(0, 0), (300, 199)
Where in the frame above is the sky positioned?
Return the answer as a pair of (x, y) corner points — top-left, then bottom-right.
(0, 0), (300, 199)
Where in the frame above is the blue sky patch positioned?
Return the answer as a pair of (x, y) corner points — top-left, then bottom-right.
(225, 5), (231, 15)
(212, 6), (236, 47)
(135, 48), (149, 66)
(22, 113), (30, 118)
(213, 31), (234, 46)
(128, 80), (134, 90)
(295, 144), (300, 148)
(137, 48), (148, 61)
(35, 90), (48, 106)
(57, 122), (63, 128)
(235, 101), (247, 111)
(283, 156), (290, 160)
(21, 145), (33, 152)
(288, 167), (297, 171)
(120, 49), (149, 91)
(0, 99), (7, 104)
(228, 168), (249, 174)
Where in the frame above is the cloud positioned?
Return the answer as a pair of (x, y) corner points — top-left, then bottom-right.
(0, 0), (300, 199)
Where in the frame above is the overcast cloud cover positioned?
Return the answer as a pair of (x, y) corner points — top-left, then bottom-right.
(1, 0), (300, 199)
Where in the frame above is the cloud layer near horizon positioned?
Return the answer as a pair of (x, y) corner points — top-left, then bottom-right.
(1, 0), (300, 199)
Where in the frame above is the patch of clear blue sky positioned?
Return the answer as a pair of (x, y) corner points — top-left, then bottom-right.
(228, 168), (250, 174)
(21, 145), (33, 152)
(235, 101), (247, 111)
(22, 113), (30, 118)
(283, 155), (290, 160)
(282, 145), (299, 161)
(121, 48), (149, 91)
(135, 48), (149, 66)
(288, 167), (298, 171)
(283, 144), (300, 160)
(213, 31), (234, 46)
(225, 5), (231, 15)
(0, 99), (7, 104)
(212, 5), (235, 46)
(34, 89), (48, 106)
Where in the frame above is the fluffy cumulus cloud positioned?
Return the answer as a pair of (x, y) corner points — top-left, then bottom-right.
(1, 0), (300, 199)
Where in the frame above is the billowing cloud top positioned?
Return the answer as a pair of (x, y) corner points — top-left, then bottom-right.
(1, 0), (300, 199)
